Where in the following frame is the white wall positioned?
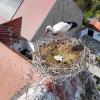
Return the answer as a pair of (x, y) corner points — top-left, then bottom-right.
(81, 28), (88, 37)
(81, 28), (100, 42)
(10, 39), (36, 54)
(93, 31), (100, 42)
(10, 39), (27, 52)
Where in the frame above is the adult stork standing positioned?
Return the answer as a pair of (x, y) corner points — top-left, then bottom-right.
(44, 21), (77, 47)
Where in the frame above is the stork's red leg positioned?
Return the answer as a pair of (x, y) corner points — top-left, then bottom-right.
(64, 35), (68, 51)
(56, 33), (61, 48)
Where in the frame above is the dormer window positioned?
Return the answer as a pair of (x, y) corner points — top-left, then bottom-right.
(0, 0), (23, 20)
(88, 29), (94, 37)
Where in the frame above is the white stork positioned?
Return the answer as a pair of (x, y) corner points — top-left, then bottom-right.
(45, 22), (73, 37)
(44, 21), (77, 49)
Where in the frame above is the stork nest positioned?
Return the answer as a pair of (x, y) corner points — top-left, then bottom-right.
(34, 40), (84, 70)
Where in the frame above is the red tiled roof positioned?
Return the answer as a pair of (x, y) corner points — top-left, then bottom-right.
(0, 0), (56, 41)
(0, 17), (22, 35)
(89, 19), (100, 32)
(0, 42), (41, 100)
(0, 17), (22, 45)
(13, 0), (56, 40)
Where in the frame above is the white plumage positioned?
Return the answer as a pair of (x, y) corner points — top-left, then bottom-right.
(45, 22), (72, 35)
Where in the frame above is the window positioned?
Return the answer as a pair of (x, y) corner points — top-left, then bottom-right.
(0, 0), (23, 20)
(88, 29), (94, 37)
(18, 48), (21, 51)
(17, 41), (20, 44)
(98, 34), (100, 36)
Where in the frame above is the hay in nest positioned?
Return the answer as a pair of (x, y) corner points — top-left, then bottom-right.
(35, 41), (84, 69)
